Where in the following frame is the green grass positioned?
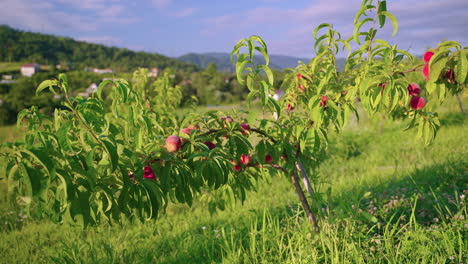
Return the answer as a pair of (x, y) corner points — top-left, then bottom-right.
(0, 62), (22, 74)
(0, 99), (467, 263)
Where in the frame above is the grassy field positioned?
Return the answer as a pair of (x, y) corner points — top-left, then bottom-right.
(0, 62), (22, 74)
(0, 98), (466, 263)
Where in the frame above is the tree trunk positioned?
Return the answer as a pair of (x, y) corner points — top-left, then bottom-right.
(291, 169), (320, 233)
(295, 161), (315, 201)
(456, 93), (465, 114)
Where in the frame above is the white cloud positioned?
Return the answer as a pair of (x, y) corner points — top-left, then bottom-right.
(201, 0), (468, 57)
(0, 0), (97, 32)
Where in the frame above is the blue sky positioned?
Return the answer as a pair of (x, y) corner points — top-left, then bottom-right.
(1, 0), (467, 58)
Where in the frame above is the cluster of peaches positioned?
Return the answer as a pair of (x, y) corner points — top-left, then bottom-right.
(131, 115), (274, 181)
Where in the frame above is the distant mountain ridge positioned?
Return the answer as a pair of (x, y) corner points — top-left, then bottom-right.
(0, 25), (198, 72)
(178, 52), (348, 72)
(178, 52), (315, 72)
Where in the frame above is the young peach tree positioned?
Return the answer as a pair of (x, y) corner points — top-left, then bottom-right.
(0, 0), (466, 231)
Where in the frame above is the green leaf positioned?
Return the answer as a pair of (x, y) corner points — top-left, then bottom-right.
(353, 18), (373, 44)
(259, 65), (274, 86)
(17, 109), (29, 128)
(429, 57), (448, 83)
(102, 140), (119, 172)
(236, 60), (250, 86)
(313, 23), (332, 40)
(456, 50), (467, 84)
(36, 80), (58, 95)
(377, 1), (387, 27)
(255, 47), (270, 66)
(97, 80), (112, 100)
(268, 97), (281, 118)
(379, 11), (398, 36)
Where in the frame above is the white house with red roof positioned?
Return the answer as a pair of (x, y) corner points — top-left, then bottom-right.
(20, 63), (40, 77)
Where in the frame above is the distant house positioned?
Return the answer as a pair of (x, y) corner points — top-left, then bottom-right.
(148, 68), (160, 77)
(272, 89), (285, 101)
(93, 68), (114, 74)
(86, 83), (98, 93)
(20, 63), (40, 77)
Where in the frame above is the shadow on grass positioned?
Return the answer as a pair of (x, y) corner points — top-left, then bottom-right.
(122, 157), (467, 264)
(439, 112), (466, 127)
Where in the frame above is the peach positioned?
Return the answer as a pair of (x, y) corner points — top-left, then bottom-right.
(422, 64), (430, 81)
(445, 69), (456, 84)
(407, 83), (421, 96)
(410, 96), (426, 110)
(320, 95), (328, 107)
(240, 154), (250, 165)
(165, 135), (182, 152)
(298, 85), (305, 93)
(203, 141), (216, 150)
(265, 154), (272, 164)
(180, 124), (199, 135)
(143, 166), (156, 180)
(233, 164), (242, 172)
(423, 51), (434, 63)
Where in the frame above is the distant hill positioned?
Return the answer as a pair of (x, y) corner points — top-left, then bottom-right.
(0, 25), (198, 73)
(178, 52), (346, 72)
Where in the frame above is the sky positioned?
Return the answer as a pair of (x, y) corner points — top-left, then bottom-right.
(1, 0), (467, 58)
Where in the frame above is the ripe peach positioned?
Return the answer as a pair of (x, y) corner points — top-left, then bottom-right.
(407, 83), (421, 96)
(320, 95), (328, 107)
(298, 85), (305, 93)
(445, 69), (456, 84)
(165, 135), (182, 152)
(233, 164), (242, 172)
(286, 104), (294, 114)
(265, 154), (272, 164)
(296, 74), (304, 79)
(423, 51), (434, 63)
(203, 141), (216, 150)
(240, 154), (250, 165)
(143, 166), (156, 180)
(181, 124), (199, 135)
(221, 116), (234, 123)
(422, 64), (430, 81)
(410, 96), (426, 110)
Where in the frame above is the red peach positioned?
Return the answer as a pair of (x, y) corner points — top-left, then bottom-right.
(445, 69), (456, 84)
(379, 83), (386, 96)
(410, 96), (427, 110)
(181, 124), (199, 135)
(265, 154), (272, 164)
(233, 164), (242, 172)
(203, 141), (216, 150)
(165, 135), (182, 152)
(221, 116), (234, 123)
(407, 83), (421, 96)
(240, 154), (250, 165)
(286, 104), (294, 114)
(296, 74), (304, 79)
(423, 51), (434, 63)
(320, 95), (328, 107)
(298, 85), (305, 93)
(143, 166), (156, 180)
(422, 64), (430, 81)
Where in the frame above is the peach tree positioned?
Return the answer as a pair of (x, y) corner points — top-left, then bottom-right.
(0, 0), (466, 231)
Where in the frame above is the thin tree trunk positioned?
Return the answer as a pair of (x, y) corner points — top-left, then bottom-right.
(295, 161), (315, 201)
(291, 169), (320, 233)
(456, 93), (465, 114)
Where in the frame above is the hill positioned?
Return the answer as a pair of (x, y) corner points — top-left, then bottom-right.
(178, 52), (346, 72)
(0, 25), (198, 73)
